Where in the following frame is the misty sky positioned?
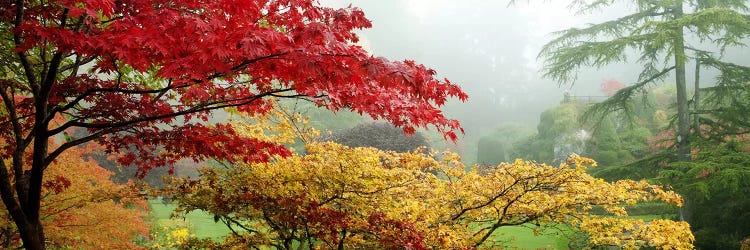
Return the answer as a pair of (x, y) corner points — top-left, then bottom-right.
(316, 0), (627, 136)
(317, 1), (750, 138)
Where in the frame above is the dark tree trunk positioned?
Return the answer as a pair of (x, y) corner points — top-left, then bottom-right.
(673, 2), (691, 163)
(17, 221), (45, 250)
(673, 1), (694, 225)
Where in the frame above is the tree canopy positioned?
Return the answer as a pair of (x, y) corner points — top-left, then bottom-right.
(539, 1), (750, 247)
(539, 0), (750, 162)
(0, 143), (149, 249)
(164, 112), (694, 249)
(0, 1), (467, 248)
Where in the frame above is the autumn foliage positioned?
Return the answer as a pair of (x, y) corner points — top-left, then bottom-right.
(164, 112), (693, 249)
(1, 0), (467, 248)
(600, 79), (626, 97)
(0, 144), (149, 249)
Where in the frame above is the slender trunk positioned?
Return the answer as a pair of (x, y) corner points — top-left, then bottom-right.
(693, 59), (701, 137)
(673, 1), (694, 225)
(24, 120), (49, 250)
(337, 228), (347, 250)
(679, 194), (694, 225)
(673, 2), (690, 163)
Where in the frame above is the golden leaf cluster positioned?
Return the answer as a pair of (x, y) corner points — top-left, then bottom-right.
(165, 112), (693, 249)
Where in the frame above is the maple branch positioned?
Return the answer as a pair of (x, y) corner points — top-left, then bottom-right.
(54, 51), (287, 116)
(0, 86), (28, 155)
(57, 54), (97, 75)
(54, 88), (294, 131)
(99, 15), (125, 25)
(46, 88), (299, 165)
(261, 211), (285, 243)
(449, 175), (526, 221)
(13, 0), (39, 94)
(40, 199), (89, 220)
(220, 215), (261, 236)
(318, 194), (341, 206)
(270, 93), (327, 100)
(50, 83), (192, 115)
(0, 159), (28, 231)
(44, 127), (122, 169)
(473, 184), (539, 247)
(0, 86), (33, 212)
(206, 52), (289, 79)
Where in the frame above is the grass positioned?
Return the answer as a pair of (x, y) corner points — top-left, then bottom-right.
(148, 199), (231, 240)
(624, 214), (677, 221)
(149, 198), (569, 249)
(491, 225), (571, 249)
(148, 199), (676, 249)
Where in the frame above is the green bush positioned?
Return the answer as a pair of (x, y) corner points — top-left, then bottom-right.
(594, 150), (619, 166)
(319, 122), (428, 153)
(477, 136), (505, 165)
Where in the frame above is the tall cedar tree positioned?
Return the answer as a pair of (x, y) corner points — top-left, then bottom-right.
(538, 0), (750, 163)
(0, 1), (467, 249)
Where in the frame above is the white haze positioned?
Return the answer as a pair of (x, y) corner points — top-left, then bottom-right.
(317, 0), (749, 139)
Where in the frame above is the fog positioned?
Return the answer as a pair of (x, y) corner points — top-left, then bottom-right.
(316, 0), (750, 144)
(315, 1), (620, 136)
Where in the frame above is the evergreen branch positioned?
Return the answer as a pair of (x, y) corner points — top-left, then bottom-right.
(581, 66), (675, 125)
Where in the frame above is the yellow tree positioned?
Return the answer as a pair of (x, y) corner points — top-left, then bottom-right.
(165, 110), (693, 249)
(0, 143), (150, 249)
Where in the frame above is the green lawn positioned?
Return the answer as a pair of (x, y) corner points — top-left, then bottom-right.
(149, 199), (569, 249)
(148, 199), (673, 249)
(624, 214), (676, 221)
(491, 226), (570, 249)
(148, 199), (231, 240)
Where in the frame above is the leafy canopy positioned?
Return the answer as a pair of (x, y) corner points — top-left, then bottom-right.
(538, 0), (750, 132)
(164, 111), (693, 250)
(1, 1), (466, 248)
(0, 143), (149, 249)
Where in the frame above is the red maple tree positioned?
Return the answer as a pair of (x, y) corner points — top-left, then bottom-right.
(0, 1), (467, 249)
(600, 79), (626, 96)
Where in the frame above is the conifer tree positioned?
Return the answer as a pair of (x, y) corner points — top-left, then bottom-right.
(539, 0), (750, 162)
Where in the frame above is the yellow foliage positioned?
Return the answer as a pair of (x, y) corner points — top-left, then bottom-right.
(230, 103), (319, 149)
(165, 112), (694, 249)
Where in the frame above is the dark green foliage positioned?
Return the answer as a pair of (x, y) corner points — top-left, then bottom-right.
(588, 117), (621, 166)
(537, 104), (579, 139)
(514, 102), (651, 168)
(319, 122), (428, 153)
(513, 133), (552, 163)
(477, 137), (505, 165)
(539, 0), (750, 163)
(587, 116), (651, 167)
(618, 126), (652, 159)
(593, 151), (619, 167)
(624, 202), (679, 217)
(513, 104), (581, 164)
(659, 140), (750, 249)
(537, 2), (750, 247)
(695, 61), (750, 141)
(477, 124), (535, 165)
